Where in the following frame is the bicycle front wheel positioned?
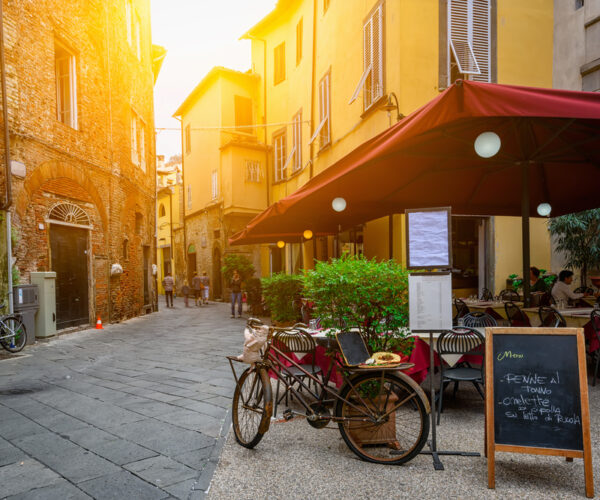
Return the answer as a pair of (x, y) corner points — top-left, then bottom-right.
(0, 316), (27, 353)
(232, 367), (273, 448)
(336, 371), (429, 465)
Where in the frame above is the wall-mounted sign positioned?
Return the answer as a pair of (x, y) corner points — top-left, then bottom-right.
(405, 207), (452, 270)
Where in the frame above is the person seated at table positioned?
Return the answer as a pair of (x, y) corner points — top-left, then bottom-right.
(530, 266), (548, 293)
(552, 270), (595, 304)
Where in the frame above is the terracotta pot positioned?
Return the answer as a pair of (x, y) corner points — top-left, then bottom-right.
(346, 393), (399, 447)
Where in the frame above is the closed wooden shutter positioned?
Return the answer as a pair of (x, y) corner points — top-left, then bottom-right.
(274, 43), (286, 85)
(471, 0), (490, 83)
(363, 4), (383, 110)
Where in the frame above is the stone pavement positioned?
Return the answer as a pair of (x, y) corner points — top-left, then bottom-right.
(0, 298), (245, 500)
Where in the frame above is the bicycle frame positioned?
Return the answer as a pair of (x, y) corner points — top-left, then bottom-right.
(0, 316), (20, 341)
(228, 325), (428, 425)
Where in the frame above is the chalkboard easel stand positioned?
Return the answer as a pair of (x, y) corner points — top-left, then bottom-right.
(418, 329), (481, 470)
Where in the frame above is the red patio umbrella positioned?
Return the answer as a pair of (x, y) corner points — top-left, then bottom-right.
(230, 80), (600, 303)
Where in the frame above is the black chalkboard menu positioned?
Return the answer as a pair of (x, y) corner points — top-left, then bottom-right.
(493, 334), (583, 450)
(486, 328), (593, 498)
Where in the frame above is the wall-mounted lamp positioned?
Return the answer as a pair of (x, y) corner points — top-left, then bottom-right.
(332, 197), (347, 212)
(537, 203), (552, 217)
(379, 92), (404, 125)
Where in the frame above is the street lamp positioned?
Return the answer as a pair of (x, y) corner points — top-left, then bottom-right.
(380, 92), (404, 126)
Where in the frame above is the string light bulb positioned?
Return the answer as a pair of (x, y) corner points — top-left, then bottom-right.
(303, 230), (313, 240)
(276, 240), (285, 248)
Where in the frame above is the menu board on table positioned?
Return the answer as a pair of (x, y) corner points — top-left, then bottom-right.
(406, 208), (451, 270)
(408, 273), (452, 332)
(486, 328), (594, 498)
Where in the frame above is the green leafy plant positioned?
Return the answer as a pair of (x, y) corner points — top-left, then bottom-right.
(548, 209), (600, 287)
(261, 273), (304, 324)
(303, 255), (412, 354)
(221, 253), (255, 283)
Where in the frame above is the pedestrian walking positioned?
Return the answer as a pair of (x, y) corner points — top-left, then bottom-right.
(192, 272), (203, 307)
(200, 270), (210, 304)
(182, 280), (191, 308)
(230, 269), (243, 318)
(162, 272), (174, 308)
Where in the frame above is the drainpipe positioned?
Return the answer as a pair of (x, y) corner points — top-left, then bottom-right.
(0, 2), (13, 313)
(168, 187), (173, 274)
(309, 0), (317, 179)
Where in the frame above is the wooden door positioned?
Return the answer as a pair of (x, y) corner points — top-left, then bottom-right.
(50, 224), (89, 329)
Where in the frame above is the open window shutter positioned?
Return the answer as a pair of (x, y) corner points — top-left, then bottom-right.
(372, 6), (383, 103)
(471, 0), (490, 82)
(363, 17), (373, 108)
(449, 0), (480, 76)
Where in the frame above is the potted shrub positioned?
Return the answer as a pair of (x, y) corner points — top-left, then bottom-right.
(303, 255), (412, 355)
(261, 273), (304, 325)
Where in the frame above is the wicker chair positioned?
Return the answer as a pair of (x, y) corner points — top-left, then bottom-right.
(272, 329), (322, 416)
(504, 301), (531, 327)
(461, 312), (498, 328)
(538, 306), (567, 328)
(499, 288), (520, 302)
(436, 327), (485, 424)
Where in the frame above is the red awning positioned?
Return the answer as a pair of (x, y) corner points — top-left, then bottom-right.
(230, 80), (600, 245)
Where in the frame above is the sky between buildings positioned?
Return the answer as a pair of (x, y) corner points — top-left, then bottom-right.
(151, 0), (277, 161)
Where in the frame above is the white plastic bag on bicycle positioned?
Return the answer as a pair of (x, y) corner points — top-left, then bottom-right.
(237, 325), (269, 363)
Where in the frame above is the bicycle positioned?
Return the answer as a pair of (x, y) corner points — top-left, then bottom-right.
(0, 302), (27, 353)
(228, 319), (430, 465)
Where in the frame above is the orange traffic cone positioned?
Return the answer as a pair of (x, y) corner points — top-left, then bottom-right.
(95, 316), (104, 330)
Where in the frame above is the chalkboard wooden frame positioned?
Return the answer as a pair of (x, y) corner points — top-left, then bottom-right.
(485, 327), (593, 498)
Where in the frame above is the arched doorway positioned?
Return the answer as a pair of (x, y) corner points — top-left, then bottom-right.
(212, 247), (222, 299)
(47, 203), (91, 329)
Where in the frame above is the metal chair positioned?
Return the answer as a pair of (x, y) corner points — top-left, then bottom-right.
(504, 301), (531, 327)
(539, 291), (555, 307)
(461, 312), (497, 327)
(480, 288), (493, 301)
(574, 286), (594, 295)
(499, 288), (520, 302)
(272, 329), (322, 416)
(453, 299), (470, 326)
(538, 306), (567, 327)
(589, 310), (600, 386)
(436, 327), (485, 424)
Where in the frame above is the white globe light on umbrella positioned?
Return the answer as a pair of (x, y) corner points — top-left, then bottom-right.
(537, 203), (552, 217)
(277, 240), (285, 248)
(303, 229), (313, 240)
(474, 131), (501, 158)
(332, 197), (347, 212)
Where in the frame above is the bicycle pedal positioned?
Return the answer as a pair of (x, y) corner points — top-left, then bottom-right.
(282, 409), (294, 421)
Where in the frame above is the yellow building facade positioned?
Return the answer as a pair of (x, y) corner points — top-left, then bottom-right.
(156, 158), (183, 295)
(239, 0), (554, 294)
(174, 68), (268, 299)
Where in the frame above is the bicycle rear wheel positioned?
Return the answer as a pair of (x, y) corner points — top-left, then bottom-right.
(0, 316), (27, 353)
(336, 371), (429, 465)
(232, 367), (273, 448)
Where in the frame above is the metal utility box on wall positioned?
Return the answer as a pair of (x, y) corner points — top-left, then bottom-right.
(13, 284), (39, 345)
(30, 272), (57, 338)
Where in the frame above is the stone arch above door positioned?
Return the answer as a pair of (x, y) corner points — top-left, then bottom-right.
(47, 202), (92, 228)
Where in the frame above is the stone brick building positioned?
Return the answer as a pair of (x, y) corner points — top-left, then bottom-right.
(0, 0), (162, 329)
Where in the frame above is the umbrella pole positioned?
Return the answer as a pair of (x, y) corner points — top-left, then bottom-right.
(522, 163), (531, 307)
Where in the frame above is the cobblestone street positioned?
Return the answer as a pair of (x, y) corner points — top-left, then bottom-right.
(0, 299), (242, 499)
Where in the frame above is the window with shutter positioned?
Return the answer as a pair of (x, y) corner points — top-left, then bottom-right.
(296, 19), (303, 66)
(131, 112), (138, 165)
(349, 2), (384, 111)
(274, 42), (286, 85)
(55, 40), (78, 129)
(319, 73), (331, 148)
(273, 129), (287, 182)
(292, 111), (302, 172)
(187, 184), (192, 209)
(211, 170), (218, 199)
(245, 160), (261, 182)
(448, 0), (490, 85)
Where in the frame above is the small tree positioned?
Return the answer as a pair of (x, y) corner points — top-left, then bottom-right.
(222, 254), (255, 283)
(261, 273), (304, 324)
(304, 255), (412, 353)
(548, 209), (600, 287)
